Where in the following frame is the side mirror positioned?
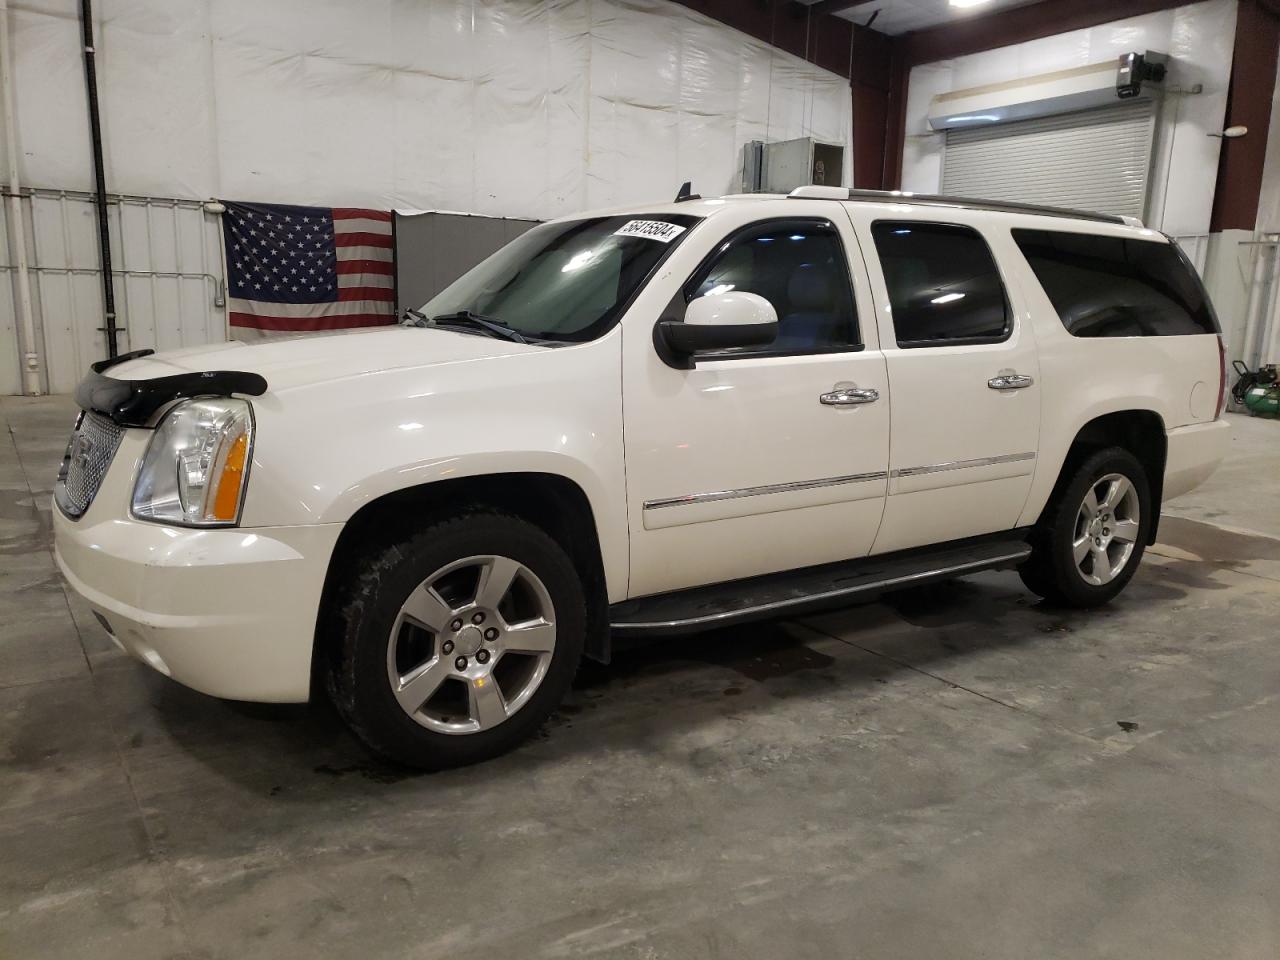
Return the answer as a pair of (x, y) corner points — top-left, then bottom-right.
(658, 291), (779, 357)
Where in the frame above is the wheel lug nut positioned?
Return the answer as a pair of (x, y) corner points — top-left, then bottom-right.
(450, 618), (463, 632)
(476, 649), (490, 664)
(484, 627), (498, 641)
(442, 640), (454, 654)
(454, 656), (468, 671)
(471, 611), (485, 625)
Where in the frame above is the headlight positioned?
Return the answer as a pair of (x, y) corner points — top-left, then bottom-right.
(131, 398), (254, 526)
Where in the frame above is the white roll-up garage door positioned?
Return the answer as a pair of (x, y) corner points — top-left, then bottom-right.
(941, 100), (1157, 220)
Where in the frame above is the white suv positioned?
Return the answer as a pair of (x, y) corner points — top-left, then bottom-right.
(53, 187), (1230, 768)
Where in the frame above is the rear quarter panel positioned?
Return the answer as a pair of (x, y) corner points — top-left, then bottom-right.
(1003, 222), (1221, 527)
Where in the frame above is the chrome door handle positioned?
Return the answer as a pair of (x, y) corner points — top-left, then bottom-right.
(820, 386), (879, 406)
(988, 374), (1035, 390)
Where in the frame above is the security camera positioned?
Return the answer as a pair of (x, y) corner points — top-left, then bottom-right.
(1117, 52), (1167, 99)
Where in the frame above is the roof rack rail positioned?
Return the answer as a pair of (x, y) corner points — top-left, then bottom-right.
(786, 186), (1134, 227)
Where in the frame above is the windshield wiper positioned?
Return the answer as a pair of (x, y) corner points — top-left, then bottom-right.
(429, 310), (529, 344)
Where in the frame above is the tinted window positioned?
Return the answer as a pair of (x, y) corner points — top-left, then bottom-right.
(1012, 229), (1218, 337)
(685, 219), (859, 355)
(871, 222), (1010, 347)
(420, 214), (699, 342)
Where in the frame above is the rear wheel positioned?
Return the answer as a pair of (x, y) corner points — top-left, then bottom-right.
(325, 511), (585, 769)
(1020, 447), (1150, 608)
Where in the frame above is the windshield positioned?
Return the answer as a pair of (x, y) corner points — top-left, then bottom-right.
(417, 214), (700, 342)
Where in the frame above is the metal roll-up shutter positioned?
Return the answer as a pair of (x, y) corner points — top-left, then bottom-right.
(942, 101), (1157, 221)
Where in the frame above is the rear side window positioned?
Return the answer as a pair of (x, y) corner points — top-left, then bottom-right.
(1012, 229), (1218, 337)
(870, 222), (1011, 347)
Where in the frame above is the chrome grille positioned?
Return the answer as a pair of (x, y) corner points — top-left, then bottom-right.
(55, 411), (125, 519)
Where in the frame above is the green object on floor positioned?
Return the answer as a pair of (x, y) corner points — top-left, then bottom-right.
(1243, 383), (1280, 417)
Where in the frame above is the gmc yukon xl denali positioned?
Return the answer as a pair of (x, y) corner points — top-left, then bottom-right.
(53, 187), (1230, 768)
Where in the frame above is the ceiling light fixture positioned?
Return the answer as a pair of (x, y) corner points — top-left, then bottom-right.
(950, 0), (992, 8)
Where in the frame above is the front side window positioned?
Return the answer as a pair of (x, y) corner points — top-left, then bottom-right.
(418, 214), (699, 342)
(871, 221), (1011, 348)
(1011, 229), (1218, 337)
(683, 219), (860, 356)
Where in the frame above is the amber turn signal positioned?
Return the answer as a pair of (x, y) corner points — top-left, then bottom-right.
(212, 432), (249, 522)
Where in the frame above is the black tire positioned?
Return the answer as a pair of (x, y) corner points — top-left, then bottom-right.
(1019, 446), (1151, 608)
(324, 509), (585, 769)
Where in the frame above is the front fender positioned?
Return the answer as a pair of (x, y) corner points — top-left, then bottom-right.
(238, 337), (628, 599)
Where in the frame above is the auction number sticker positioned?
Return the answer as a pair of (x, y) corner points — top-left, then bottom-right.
(614, 220), (687, 243)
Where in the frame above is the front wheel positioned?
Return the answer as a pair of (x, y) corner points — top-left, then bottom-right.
(325, 511), (585, 769)
(1019, 447), (1151, 608)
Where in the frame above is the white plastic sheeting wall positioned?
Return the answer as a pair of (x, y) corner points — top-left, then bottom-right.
(900, 0), (1236, 237)
(8, 0), (852, 220)
(3, 0), (853, 393)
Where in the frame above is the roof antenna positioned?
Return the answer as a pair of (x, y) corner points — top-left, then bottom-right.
(674, 181), (700, 203)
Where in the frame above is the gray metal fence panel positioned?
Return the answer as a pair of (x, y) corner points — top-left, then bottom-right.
(395, 212), (537, 313)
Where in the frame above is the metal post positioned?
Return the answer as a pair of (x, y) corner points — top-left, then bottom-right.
(0, 0), (42, 394)
(79, 0), (119, 358)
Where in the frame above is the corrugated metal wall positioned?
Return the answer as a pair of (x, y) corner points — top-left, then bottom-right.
(1, 190), (227, 394)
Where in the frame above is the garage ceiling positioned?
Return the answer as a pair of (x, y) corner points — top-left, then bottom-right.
(798, 0), (1043, 35)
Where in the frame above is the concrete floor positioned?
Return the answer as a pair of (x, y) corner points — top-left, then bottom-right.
(3, 396), (1279, 960)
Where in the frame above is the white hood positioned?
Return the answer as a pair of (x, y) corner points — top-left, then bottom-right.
(108, 326), (539, 392)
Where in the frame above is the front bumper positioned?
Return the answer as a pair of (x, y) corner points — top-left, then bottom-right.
(53, 450), (342, 703)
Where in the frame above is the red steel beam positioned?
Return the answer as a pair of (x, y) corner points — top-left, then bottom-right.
(1211, 0), (1280, 231)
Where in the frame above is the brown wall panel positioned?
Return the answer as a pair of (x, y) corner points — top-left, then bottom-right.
(852, 81), (888, 188)
(1211, 0), (1280, 231)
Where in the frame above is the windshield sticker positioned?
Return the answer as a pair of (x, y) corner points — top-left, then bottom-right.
(614, 220), (687, 243)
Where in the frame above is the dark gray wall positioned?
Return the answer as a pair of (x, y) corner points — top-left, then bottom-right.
(395, 212), (538, 312)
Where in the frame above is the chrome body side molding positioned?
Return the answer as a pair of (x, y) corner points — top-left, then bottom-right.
(891, 451), (1035, 480)
(642, 471), (888, 511)
(643, 454), (1036, 511)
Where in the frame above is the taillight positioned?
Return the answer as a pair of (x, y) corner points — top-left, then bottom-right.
(1215, 335), (1227, 419)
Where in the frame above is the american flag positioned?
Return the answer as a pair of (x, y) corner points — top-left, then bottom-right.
(222, 201), (396, 333)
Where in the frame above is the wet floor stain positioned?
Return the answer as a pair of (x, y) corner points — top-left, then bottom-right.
(313, 762), (412, 784)
(715, 642), (838, 682)
(593, 621), (840, 688)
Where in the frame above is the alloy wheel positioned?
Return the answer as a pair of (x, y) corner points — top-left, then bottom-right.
(386, 555), (557, 734)
(1072, 473), (1141, 586)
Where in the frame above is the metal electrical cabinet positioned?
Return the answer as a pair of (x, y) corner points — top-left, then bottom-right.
(741, 137), (846, 194)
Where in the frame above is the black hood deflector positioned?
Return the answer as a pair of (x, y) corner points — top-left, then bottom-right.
(75, 349), (269, 428)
